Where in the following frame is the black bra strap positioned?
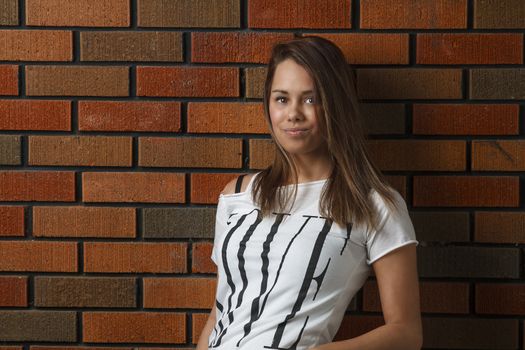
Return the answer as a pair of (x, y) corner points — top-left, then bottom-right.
(235, 174), (246, 193)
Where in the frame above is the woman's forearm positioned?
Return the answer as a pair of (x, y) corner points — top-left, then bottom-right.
(314, 322), (423, 350)
(196, 316), (216, 350)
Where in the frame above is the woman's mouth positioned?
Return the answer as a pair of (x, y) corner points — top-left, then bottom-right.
(284, 129), (309, 137)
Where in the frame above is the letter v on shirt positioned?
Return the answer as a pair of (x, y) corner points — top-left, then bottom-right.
(209, 172), (418, 350)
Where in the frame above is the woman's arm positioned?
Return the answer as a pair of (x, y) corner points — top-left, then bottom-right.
(196, 303), (217, 350)
(313, 243), (423, 350)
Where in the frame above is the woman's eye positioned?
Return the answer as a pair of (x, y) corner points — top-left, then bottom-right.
(276, 97), (286, 103)
(305, 97), (315, 104)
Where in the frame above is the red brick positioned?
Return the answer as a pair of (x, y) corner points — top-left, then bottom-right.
(83, 312), (185, 343)
(79, 101), (181, 132)
(26, 0), (130, 27)
(192, 242), (216, 273)
(80, 32), (183, 61)
(0, 276), (27, 307)
(413, 104), (519, 135)
(357, 69), (462, 99)
(367, 140), (466, 171)
(33, 206), (136, 238)
(32, 347), (133, 350)
(249, 139), (275, 169)
(0, 65), (18, 95)
(413, 176), (519, 207)
(364, 280), (469, 314)
(136, 66), (239, 97)
(190, 173), (240, 204)
(0, 241), (77, 272)
(0, 30), (72, 61)
(84, 242), (186, 273)
(139, 137), (242, 168)
(361, 0), (467, 29)
(476, 284), (525, 315)
(29, 136), (132, 167)
(417, 33), (523, 64)
(0, 206), (24, 236)
(187, 102), (267, 134)
(143, 277), (215, 309)
(307, 33), (409, 64)
(192, 313), (209, 344)
(475, 212), (525, 243)
(472, 140), (525, 171)
(82, 172), (185, 203)
(248, 0), (351, 29)
(192, 32), (293, 63)
(137, 0), (240, 28)
(473, 0), (525, 29)
(0, 171), (75, 202)
(26, 66), (128, 96)
(0, 100), (70, 131)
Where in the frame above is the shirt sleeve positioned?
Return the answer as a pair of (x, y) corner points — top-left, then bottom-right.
(365, 189), (418, 266)
(211, 196), (228, 266)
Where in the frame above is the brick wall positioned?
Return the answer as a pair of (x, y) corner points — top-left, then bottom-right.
(0, 0), (524, 349)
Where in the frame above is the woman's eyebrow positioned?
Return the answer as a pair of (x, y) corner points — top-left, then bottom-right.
(271, 89), (315, 94)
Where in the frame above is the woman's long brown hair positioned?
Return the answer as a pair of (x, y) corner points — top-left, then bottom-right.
(251, 35), (400, 234)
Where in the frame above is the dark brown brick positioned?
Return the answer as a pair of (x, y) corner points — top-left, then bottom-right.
(0, 30), (72, 61)
(35, 277), (136, 307)
(192, 242), (216, 273)
(0, 276), (27, 307)
(0, 65), (18, 95)
(413, 176), (519, 207)
(138, 0), (240, 28)
(0, 311), (76, 341)
(410, 211), (470, 242)
(361, 0), (467, 28)
(187, 102), (267, 134)
(422, 317), (518, 348)
(248, 0), (351, 29)
(26, 0), (129, 27)
(33, 206), (136, 238)
(0, 135), (21, 165)
(143, 277), (215, 309)
(360, 103), (406, 135)
(192, 32), (293, 63)
(0, 171), (75, 202)
(26, 66), (129, 97)
(384, 176), (406, 198)
(249, 138), (275, 169)
(474, 0), (525, 28)
(190, 173), (240, 204)
(367, 140), (466, 171)
(139, 137), (242, 168)
(0, 206), (24, 236)
(0, 0), (18, 25)
(475, 212), (525, 243)
(418, 246), (520, 278)
(413, 104), (519, 135)
(357, 68), (462, 99)
(82, 172), (185, 203)
(335, 315), (383, 340)
(143, 208), (216, 238)
(83, 312), (185, 343)
(472, 140), (525, 171)
(476, 283), (525, 315)
(364, 280), (469, 314)
(84, 242), (186, 273)
(417, 33), (523, 64)
(29, 135), (132, 166)
(0, 100), (70, 130)
(81, 32), (183, 61)
(136, 66), (239, 97)
(0, 241), (77, 272)
(245, 67), (266, 98)
(470, 68), (525, 99)
(308, 33), (409, 64)
(78, 101), (181, 132)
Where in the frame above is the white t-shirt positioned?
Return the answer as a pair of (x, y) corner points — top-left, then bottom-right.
(209, 172), (418, 349)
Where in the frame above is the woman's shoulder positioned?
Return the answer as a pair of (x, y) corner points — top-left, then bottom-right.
(220, 173), (258, 196)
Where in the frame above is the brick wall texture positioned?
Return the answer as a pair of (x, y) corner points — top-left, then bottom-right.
(0, 0), (524, 348)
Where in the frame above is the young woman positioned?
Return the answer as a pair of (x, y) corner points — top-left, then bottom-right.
(197, 36), (422, 350)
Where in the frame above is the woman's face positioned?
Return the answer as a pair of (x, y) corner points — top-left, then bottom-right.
(269, 58), (328, 160)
